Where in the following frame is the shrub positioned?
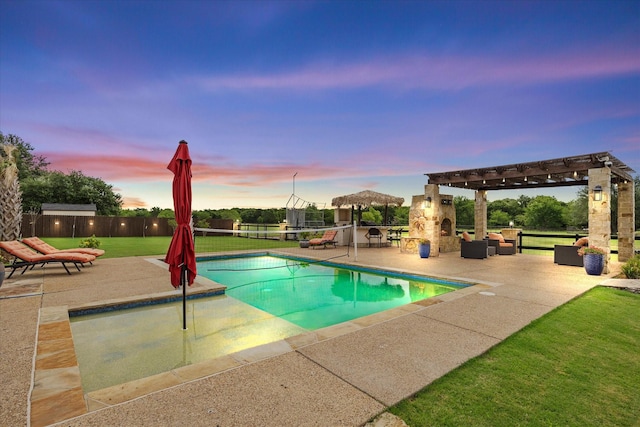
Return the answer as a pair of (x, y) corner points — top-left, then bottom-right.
(621, 254), (640, 279)
(79, 234), (101, 249)
(578, 245), (606, 256)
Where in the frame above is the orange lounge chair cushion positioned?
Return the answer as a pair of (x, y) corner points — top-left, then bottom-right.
(0, 240), (95, 263)
(21, 236), (105, 257)
(309, 230), (338, 245)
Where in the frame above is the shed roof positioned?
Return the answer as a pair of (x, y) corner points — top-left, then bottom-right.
(425, 152), (635, 191)
(41, 203), (97, 212)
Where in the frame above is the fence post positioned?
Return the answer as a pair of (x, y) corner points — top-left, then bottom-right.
(518, 231), (523, 254)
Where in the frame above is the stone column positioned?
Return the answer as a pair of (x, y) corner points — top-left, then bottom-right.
(588, 167), (611, 273)
(405, 185), (440, 256)
(424, 184), (440, 257)
(474, 190), (487, 239)
(617, 180), (636, 262)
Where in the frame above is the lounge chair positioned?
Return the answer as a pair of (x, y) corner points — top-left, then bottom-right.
(21, 236), (105, 258)
(309, 230), (338, 249)
(0, 240), (96, 279)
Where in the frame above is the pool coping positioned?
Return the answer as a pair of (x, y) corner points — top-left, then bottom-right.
(30, 257), (489, 426)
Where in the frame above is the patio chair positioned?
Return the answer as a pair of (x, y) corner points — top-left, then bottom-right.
(0, 240), (96, 279)
(553, 245), (583, 266)
(487, 233), (516, 255)
(365, 228), (383, 247)
(309, 230), (338, 249)
(460, 232), (492, 259)
(21, 236), (105, 259)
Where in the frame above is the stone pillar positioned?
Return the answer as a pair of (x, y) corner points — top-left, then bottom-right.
(588, 167), (611, 273)
(617, 180), (635, 262)
(406, 185), (440, 256)
(474, 190), (487, 239)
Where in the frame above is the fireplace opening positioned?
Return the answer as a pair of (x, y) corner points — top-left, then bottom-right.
(441, 218), (452, 236)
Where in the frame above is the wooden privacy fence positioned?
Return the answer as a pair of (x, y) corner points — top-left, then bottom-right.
(20, 216), (234, 238)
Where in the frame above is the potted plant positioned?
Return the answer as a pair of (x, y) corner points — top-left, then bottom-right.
(299, 232), (311, 248)
(578, 245), (606, 275)
(418, 238), (431, 259)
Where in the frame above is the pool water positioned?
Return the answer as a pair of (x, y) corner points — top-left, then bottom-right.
(70, 255), (466, 393)
(198, 255), (464, 329)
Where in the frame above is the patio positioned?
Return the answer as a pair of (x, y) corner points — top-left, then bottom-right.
(0, 248), (630, 426)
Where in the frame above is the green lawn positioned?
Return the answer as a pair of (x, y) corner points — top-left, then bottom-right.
(388, 287), (640, 426)
(42, 236), (174, 258)
(41, 235), (298, 259)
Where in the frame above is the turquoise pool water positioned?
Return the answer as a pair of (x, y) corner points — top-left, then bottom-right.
(70, 255), (467, 393)
(198, 254), (465, 329)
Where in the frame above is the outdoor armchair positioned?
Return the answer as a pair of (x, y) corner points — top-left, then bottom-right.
(461, 239), (490, 259)
(554, 245), (584, 267)
(487, 233), (517, 255)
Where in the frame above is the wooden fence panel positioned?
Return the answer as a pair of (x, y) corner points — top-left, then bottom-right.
(21, 216), (173, 238)
(20, 216), (235, 238)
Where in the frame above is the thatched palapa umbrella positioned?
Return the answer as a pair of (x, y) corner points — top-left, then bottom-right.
(331, 190), (404, 225)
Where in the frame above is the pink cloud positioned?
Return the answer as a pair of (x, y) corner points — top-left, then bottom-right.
(121, 196), (148, 209)
(194, 46), (640, 92)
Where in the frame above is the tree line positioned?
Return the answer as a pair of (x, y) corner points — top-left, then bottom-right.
(2, 132), (638, 232)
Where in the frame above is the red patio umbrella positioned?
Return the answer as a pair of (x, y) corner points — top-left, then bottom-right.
(164, 140), (197, 329)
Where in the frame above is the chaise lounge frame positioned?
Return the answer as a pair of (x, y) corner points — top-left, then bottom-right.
(0, 240), (96, 279)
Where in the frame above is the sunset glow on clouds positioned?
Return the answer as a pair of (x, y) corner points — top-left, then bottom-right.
(1, 0), (638, 210)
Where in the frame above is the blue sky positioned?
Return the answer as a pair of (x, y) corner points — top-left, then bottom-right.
(1, 0), (638, 210)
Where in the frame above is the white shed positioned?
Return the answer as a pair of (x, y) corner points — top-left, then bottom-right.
(41, 203), (97, 216)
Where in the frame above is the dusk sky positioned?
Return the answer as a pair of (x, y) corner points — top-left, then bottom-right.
(1, 0), (638, 211)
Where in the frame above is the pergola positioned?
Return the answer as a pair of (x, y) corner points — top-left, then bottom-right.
(425, 152), (634, 191)
(422, 152), (636, 271)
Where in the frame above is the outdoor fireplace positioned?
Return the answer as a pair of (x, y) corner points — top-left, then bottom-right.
(441, 218), (452, 237)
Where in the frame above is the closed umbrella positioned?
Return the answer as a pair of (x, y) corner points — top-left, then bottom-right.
(164, 140), (197, 330)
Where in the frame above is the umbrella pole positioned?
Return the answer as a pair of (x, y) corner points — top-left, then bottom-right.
(182, 263), (187, 330)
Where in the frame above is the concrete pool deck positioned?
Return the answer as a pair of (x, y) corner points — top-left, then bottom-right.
(1, 247), (634, 426)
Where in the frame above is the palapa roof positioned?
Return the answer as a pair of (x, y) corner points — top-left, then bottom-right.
(331, 190), (404, 208)
(425, 152), (635, 191)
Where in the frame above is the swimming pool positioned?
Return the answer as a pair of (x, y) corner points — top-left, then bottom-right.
(198, 254), (466, 329)
(70, 255), (467, 392)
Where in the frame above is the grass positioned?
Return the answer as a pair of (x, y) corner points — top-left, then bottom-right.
(43, 236), (174, 258)
(388, 286), (640, 426)
(41, 235), (298, 259)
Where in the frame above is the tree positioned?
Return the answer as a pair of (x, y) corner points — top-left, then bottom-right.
(361, 207), (383, 224)
(567, 187), (588, 229)
(0, 133), (48, 181)
(454, 196), (474, 228)
(489, 210), (511, 227)
(0, 143), (22, 241)
(523, 196), (567, 230)
(488, 198), (522, 224)
(20, 170), (122, 215)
